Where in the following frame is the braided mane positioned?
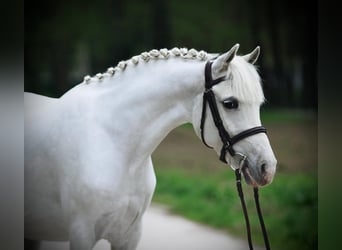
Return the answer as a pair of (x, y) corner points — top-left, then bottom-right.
(82, 47), (264, 104)
(83, 48), (209, 83)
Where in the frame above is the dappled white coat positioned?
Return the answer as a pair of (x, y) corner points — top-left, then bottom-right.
(24, 45), (276, 250)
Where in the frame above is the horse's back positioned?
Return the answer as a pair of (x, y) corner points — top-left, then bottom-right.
(25, 92), (69, 240)
(25, 92), (60, 163)
(25, 92), (58, 113)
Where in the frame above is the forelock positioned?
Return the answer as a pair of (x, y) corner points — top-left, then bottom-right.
(225, 56), (264, 104)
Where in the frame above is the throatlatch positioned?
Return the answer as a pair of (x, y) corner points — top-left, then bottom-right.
(200, 60), (270, 250)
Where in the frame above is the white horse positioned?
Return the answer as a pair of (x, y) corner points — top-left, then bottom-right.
(25, 44), (277, 250)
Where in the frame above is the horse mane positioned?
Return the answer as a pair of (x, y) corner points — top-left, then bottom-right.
(83, 47), (264, 104)
(83, 48), (209, 83)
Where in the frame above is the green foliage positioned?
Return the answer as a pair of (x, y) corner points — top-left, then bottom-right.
(260, 109), (317, 124)
(153, 169), (317, 250)
(26, 0), (317, 108)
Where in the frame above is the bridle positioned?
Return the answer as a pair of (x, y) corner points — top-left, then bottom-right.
(200, 60), (267, 164)
(200, 60), (271, 250)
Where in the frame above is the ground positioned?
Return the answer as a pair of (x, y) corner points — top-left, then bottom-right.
(41, 204), (261, 250)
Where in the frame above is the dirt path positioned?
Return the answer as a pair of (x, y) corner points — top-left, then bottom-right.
(41, 204), (261, 250)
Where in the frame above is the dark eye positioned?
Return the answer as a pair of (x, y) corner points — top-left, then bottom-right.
(222, 97), (239, 109)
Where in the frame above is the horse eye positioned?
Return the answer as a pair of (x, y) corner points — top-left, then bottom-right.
(222, 97), (239, 109)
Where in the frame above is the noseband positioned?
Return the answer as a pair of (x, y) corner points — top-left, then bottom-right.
(200, 60), (271, 250)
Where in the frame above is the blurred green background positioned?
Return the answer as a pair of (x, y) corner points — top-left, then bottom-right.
(25, 0), (317, 249)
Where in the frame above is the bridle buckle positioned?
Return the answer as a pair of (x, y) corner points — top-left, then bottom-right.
(230, 152), (247, 171)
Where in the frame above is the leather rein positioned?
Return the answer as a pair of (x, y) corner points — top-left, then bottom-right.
(200, 60), (271, 250)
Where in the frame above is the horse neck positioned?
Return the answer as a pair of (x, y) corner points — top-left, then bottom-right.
(82, 59), (205, 160)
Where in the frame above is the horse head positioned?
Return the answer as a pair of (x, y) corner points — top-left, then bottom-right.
(192, 44), (277, 187)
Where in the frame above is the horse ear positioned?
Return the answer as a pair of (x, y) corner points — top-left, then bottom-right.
(243, 46), (260, 64)
(212, 44), (240, 73)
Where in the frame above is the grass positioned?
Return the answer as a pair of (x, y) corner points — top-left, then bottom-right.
(151, 109), (317, 250)
(153, 169), (317, 250)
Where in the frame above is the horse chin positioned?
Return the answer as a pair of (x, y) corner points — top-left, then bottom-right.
(228, 156), (259, 187)
(242, 163), (273, 187)
(241, 166), (258, 187)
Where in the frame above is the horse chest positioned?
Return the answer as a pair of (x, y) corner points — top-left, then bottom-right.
(94, 159), (156, 241)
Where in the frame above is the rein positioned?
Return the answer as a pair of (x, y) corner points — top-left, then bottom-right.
(200, 60), (270, 250)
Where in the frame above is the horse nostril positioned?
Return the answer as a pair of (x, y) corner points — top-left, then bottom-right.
(261, 163), (266, 174)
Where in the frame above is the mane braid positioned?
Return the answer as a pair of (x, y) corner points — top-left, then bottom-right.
(83, 48), (208, 84)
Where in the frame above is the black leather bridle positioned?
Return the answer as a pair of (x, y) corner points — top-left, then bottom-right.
(200, 60), (271, 250)
(200, 60), (267, 164)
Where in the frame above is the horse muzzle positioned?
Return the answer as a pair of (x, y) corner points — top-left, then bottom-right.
(242, 158), (276, 187)
(230, 153), (276, 187)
